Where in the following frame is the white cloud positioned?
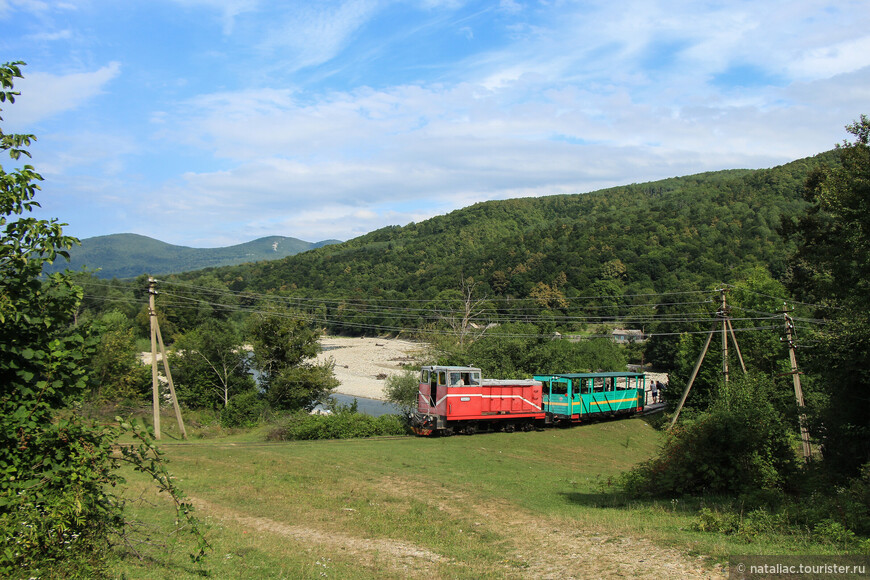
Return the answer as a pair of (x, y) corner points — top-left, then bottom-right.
(789, 35), (870, 80)
(168, 0), (260, 34)
(36, 130), (139, 177)
(3, 62), (121, 127)
(133, 42), (868, 245)
(0, 0), (48, 16)
(28, 28), (72, 41)
(12, 0), (870, 247)
(256, 0), (382, 70)
(0, 0), (80, 19)
(498, 0), (522, 14)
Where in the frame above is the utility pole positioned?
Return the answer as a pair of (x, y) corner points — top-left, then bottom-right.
(669, 320), (717, 429)
(782, 304), (812, 461)
(669, 289), (746, 429)
(148, 277), (187, 440)
(149, 278), (161, 439)
(722, 290), (729, 386)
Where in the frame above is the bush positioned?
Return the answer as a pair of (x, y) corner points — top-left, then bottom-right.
(620, 375), (799, 500)
(220, 391), (269, 428)
(0, 418), (124, 578)
(266, 408), (409, 441)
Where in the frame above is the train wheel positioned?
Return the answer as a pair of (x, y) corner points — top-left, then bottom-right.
(521, 421), (534, 432)
(504, 423), (516, 433)
(443, 427), (454, 437)
(464, 423), (477, 435)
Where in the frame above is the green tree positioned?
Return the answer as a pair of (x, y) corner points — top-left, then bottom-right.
(533, 337), (627, 374)
(442, 321), (627, 378)
(171, 319), (255, 409)
(0, 62), (205, 577)
(448, 322), (543, 377)
(0, 60), (123, 577)
(785, 115), (870, 478)
(383, 369), (421, 414)
(247, 309), (338, 410)
(88, 310), (150, 402)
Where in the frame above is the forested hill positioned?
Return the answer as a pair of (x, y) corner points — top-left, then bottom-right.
(201, 151), (833, 305)
(44, 234), (341, 279)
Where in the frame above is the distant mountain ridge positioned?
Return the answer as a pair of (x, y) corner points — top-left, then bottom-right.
(44, 233), (341, 279)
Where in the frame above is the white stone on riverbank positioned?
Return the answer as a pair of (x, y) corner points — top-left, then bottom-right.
(316, 336), (426, 401)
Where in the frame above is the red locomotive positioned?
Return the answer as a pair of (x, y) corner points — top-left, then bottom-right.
(410, 365), (547, 435)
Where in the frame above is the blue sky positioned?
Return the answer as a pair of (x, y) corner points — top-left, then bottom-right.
(2, 0), (869, 247)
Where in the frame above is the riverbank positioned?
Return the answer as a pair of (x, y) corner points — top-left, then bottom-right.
(316, 336), (427, 401)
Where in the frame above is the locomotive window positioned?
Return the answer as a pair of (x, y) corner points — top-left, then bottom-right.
(551, 380), (567, 395)
(421, 369), (429, 384)
(449, 372), (463, 386)
(438, 371), (447, 386)
(468, 372), (481, 385)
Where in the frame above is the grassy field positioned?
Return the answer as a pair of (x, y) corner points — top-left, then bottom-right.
(109, 418), (841, 579)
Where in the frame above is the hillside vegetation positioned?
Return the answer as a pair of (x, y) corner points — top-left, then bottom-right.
(43, 233), (340, 279)
(173, 152), (833, 335)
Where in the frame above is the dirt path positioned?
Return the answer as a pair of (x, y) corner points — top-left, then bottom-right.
(473, 501), (724, 579)
(189, 497), (448, 577)
(369, 476), (726, 580)
(190, 482), (725, 580)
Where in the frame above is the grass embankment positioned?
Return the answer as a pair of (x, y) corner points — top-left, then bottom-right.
(110, 419), (838, 579)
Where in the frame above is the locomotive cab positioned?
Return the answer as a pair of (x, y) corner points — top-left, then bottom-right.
(411, 366), (483, 435)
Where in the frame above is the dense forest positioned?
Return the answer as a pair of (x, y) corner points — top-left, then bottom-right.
(76, 150), (841, 407)
(122, 151), (833, 350)
(213, 159), (823, 300)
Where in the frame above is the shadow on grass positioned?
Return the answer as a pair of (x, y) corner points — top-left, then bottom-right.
(559, 491), (639, 509)
(114, 549), (210, 578)
(559, 490), (718, 515)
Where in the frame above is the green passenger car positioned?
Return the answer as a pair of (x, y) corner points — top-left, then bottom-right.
(533, 372), (646, 423)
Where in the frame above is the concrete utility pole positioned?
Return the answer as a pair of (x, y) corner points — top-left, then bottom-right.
(149, 278), (162, 439)
(148, 277), (187, 440)
(782, 304), (812, 461)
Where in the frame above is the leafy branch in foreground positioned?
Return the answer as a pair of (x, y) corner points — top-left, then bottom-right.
(0, 61), (209, 578)
(115, 419), (210, 564)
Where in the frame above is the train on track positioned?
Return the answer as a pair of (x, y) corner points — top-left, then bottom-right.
(410, 365), (648, 436)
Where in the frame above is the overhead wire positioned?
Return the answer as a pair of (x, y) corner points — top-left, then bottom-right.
(77, 277), (831, 341)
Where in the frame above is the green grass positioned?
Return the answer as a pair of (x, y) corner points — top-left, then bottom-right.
(108, 418), (845, 578)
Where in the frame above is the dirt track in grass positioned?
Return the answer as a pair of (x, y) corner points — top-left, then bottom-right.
(189, 480), (726, 580)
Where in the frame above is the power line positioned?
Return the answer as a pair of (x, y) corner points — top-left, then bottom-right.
(77, 277), (831, 341)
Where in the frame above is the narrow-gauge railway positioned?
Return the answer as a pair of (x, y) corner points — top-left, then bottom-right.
(410, 366), (647, 436)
